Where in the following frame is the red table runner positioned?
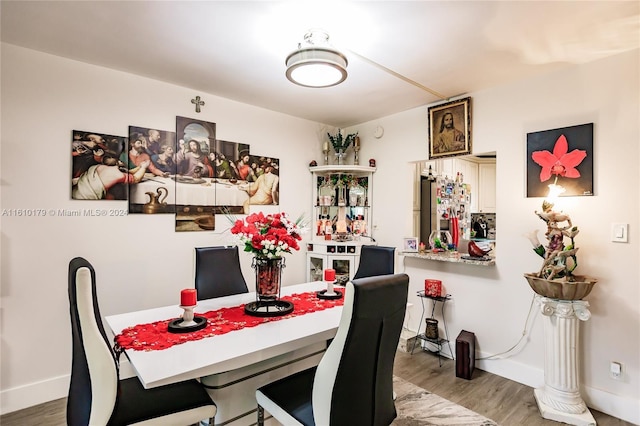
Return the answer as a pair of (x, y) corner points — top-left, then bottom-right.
(114, 290), (344, 352)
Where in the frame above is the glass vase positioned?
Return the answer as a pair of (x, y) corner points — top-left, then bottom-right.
(428, 230), (453, 251)
(252, 257), (285, 301)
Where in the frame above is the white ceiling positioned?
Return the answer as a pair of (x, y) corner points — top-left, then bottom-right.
(2, 1), (638, 128)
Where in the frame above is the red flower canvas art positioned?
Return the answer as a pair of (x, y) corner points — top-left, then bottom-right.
(531, 135), (587, 183)
(526, 123), (594, 197)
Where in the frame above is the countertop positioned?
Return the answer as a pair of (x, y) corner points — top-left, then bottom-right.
(400, 251), (495, 266)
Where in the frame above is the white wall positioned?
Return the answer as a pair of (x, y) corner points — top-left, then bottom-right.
(2, 43), (638, 423)
(351, 49), (639, 423)
(0, 43), (323, 413)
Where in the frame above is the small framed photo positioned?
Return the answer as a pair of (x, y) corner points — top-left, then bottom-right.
(428, 97), (472, 159)
(403, 237), (419, 252)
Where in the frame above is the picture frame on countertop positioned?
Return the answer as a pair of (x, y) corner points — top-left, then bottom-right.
(403, 237), (419, 253)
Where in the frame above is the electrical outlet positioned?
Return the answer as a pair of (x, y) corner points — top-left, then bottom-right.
(610, 361), (622, 379)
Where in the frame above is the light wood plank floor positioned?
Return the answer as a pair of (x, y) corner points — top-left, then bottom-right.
(393, 350), (633, 426)
(1, 350), (632, 425)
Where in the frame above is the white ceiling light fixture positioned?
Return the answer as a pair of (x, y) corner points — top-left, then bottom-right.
(286, 29), (348, 88)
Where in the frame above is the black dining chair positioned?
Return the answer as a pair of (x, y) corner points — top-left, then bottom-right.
(67, 257), (217, 426)
(352, 245), (396, 279)
(194, 246), (249, 300)
(255, 273), (409, 426)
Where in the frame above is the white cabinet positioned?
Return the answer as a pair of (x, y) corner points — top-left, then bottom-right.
(307, 244), (363, 283)
(478, 163), (496, 213)
(307, 165), (376, 282)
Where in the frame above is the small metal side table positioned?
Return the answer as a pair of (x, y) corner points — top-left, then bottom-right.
(411, 291), (452, 366)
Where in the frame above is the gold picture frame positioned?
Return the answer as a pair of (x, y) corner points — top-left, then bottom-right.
(428, 97), (472, 159)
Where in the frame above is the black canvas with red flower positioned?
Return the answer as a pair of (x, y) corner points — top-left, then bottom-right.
(526, 123), (594, 198)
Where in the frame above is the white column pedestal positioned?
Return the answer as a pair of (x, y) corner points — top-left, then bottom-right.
(535, 296), (596, 426)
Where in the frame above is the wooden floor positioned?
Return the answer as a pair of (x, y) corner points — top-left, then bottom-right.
(1, 350), (632, 425)
(393, 350), (632, 426)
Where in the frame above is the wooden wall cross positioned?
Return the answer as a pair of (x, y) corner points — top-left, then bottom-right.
(191, 96), (205, 113)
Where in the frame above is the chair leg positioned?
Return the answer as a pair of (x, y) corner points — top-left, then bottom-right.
(199, 415), (215, 426)
(257, 404), (265, 426)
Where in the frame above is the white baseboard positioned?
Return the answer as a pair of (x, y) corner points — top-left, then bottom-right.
(582, 384), (640, 425)
(0, 361), (136, 416)
(0, 374), (68, 415)
(475, 350), (640, 425)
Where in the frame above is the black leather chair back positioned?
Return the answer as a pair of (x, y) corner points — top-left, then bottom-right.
(353, 245), (396, 279)
(68, 257), (217, 426)
(67, 257), (119, 426)
(195, 246), (248, 300)
(313, 273), (409, 425)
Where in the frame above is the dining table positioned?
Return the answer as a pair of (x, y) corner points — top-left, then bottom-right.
(105, 281), (344, 426)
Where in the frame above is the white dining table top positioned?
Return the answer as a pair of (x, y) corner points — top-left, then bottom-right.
(104, 281), (343, 389)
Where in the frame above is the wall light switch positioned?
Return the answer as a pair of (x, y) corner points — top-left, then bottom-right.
(611, 223), (628, 243)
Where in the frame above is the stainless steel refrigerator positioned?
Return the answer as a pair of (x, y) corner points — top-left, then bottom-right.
(420, 177), (450, 245)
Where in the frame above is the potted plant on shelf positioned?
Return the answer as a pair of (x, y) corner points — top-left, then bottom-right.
(327, 129), (358, 165)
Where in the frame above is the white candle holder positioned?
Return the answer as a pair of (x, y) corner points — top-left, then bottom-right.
(323, 147), (330, 165)
(180, 305), (198, 327)
(325, 280), (336, 296)
(168, 304), (207, 333)
(317, 273), (342, 300)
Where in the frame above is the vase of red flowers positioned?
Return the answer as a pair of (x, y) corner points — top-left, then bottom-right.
(252, 256), (285, 301)
(230, 212), (305, 308)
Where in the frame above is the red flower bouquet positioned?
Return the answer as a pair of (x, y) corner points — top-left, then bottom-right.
(230, 212), (304, 258)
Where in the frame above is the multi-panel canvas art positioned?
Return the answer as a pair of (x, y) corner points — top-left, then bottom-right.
(70, 118), (283, 232)
(126, 126), (176, 214)
(71, 130), (127, 200)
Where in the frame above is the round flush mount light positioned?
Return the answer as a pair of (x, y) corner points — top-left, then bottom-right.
(285, 30), (348, 88)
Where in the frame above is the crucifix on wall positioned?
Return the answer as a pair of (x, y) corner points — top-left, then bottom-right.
(191, 96), (205, 113)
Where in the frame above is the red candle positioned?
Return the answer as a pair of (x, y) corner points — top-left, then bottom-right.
(181, 289), (197, 306)
(324, 269), (336, 282)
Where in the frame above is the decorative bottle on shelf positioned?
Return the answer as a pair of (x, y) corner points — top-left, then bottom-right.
(319, 177), (335, 206)
(324, 216), (333, 239)
(349, 179), (365, 207)
(336, 179), (346, 206)
(353, 215), (367, 236)
(316, 215), (324, 236)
